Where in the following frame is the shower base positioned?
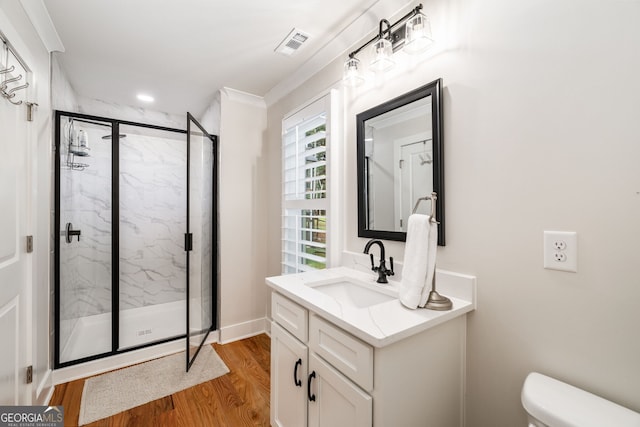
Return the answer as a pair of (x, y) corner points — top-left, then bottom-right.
(60, 300), (186, 364)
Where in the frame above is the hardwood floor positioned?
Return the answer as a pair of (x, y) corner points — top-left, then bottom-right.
(49, 334), (271, 427)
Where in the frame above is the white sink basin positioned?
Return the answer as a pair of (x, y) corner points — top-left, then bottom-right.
(307, 277), (396, 309)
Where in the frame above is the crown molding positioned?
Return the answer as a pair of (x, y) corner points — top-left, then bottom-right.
(221, 87), (266, 109)
(20, 0), (65, 52)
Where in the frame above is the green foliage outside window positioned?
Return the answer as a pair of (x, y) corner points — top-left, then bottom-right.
(301, 210), (326, 269)
(304, 124), (326, 200)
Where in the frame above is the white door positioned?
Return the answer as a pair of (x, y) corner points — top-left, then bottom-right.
(0, 79), (31, 403)
(308, 353), (372, 427)
(395, 137), (433, 231)
(271, 322), (308, 427)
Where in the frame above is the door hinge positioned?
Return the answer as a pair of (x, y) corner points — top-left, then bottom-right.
(26, 365), (33, 384)
(184, 233), (193, 251)
(26, 235), (33, 253)
(26, 102), (38, 122)
(399, 159), (404, 169)
(400, 219), (403, 228)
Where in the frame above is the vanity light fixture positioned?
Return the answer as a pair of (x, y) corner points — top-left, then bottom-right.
(370, 20), (395, 73)
(343, 57), (365, 87)
(342, 3), (433, 86)
(404, 11), (433, 53)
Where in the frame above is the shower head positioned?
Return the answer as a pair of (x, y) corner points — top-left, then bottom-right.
(101, 134), (127, 140)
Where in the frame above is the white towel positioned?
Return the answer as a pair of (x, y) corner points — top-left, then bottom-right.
(399, 214), (438, 309)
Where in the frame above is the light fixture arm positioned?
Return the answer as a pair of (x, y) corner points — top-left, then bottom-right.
(347, 3), (423, 59)
(378, 19), (392, 40)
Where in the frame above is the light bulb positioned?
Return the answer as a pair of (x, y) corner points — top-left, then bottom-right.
(370, 39), (395, 72)
(343, 57), (365, 87)
(137, 93), (154, 103)
(404, 13), (433, 54)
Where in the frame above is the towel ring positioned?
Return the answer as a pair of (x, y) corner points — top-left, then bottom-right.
(412, 192), (439, 224)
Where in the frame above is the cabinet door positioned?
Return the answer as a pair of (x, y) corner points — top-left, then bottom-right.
(308, 354), (372, 427)
(271, 322), (308, 427)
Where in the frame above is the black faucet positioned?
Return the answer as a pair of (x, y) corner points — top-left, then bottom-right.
(363, 239), (394, 284)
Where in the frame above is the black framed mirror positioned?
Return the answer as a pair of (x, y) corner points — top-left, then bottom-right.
(357, 78), (444, 245)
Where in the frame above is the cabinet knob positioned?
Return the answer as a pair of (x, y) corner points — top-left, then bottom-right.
(307, 371), (316, 402)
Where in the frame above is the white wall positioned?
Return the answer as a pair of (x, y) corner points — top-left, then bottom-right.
(266, 0), (640, 425)
(217, 88), (269, 342)
(51, 54), (78, 111)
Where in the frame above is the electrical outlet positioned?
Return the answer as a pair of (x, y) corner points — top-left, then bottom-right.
(553, 240), (567, 251)
(544, 231), (577, 272)
(553, 252), (567, 262)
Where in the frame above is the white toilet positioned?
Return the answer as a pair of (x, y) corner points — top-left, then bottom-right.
(521, 372), (640, 427)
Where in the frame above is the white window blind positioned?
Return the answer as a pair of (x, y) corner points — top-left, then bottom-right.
(283, 114), (327, 201)
(282, 96), (330, 274)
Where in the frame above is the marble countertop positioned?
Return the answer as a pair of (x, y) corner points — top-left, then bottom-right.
(266, 266), (476, 348)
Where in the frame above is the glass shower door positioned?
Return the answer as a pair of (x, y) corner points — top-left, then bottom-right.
(186, 113), (217, 371)
(118, 124), (187, 350)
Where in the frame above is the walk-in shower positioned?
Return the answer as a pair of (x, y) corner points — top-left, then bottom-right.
(54, 111), (217, 368)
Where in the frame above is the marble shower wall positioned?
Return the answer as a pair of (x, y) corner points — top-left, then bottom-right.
(59, 119), (113, 322)
(119, 127), (186, 311)
(59, 119), (188, 322)
(79, 96), (184, 130)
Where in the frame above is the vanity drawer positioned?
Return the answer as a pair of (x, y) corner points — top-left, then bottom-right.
(309, 314), (373, 391)
(272, 292), (308, 343)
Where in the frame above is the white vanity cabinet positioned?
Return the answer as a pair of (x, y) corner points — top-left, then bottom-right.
(271, 292), (372, 427)
(271, 322), (308, 427)
(307, 353), (372, 427)
(270, 290), (467, 427)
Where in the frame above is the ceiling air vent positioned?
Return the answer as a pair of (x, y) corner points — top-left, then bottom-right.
(275, 28), (310, 56)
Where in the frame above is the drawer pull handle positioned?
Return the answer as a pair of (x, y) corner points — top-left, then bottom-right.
(294, 358), (302, 387)
(308, 371), (316, 402)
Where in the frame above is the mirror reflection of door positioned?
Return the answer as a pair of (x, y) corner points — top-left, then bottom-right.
(365, 96), (432, 232)
(395, 133), (433, 231)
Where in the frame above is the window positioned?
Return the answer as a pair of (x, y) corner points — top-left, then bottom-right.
(282, 93), (336, 274)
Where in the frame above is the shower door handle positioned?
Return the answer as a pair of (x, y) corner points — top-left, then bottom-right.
(65, 222), (81, 243)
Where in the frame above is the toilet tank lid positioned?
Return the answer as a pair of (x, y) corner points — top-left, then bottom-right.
(521, 372), (640, 427)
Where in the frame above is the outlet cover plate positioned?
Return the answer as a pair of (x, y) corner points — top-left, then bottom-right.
(544, 231), (577, 272)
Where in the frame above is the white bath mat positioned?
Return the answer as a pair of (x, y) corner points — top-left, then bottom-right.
(78, 345), (229, 425)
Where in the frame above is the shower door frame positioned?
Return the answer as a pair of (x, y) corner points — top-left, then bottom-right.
(186, 112), (218, 371)
(53, 110), (218, 369)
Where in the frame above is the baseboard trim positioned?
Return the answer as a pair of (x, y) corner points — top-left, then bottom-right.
(36, 369), (54, 405)
(219, 318), (267, 344)
(264, 319), (272, 337)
